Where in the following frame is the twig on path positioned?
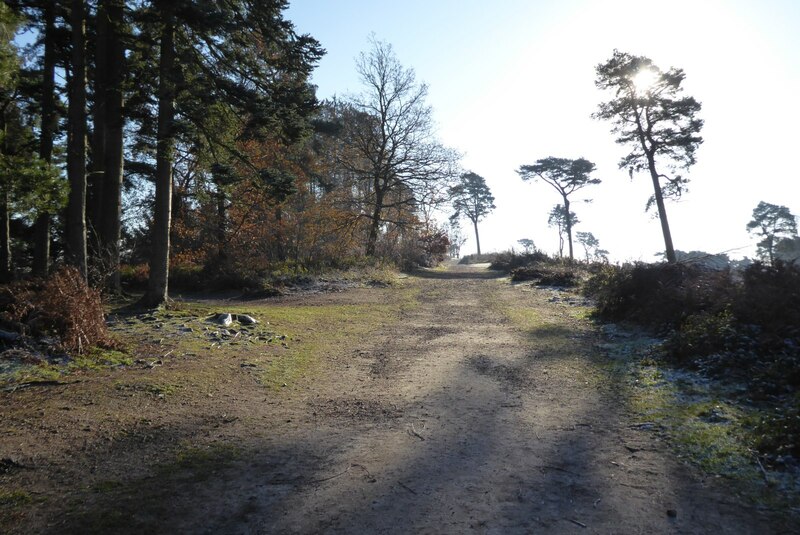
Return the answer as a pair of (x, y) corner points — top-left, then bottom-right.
(752, 452), (770, 485)
(3, 380), (79, 393)
(398, 481), (417, 495)
(307, 464), (353, 485)
(539, 465), (578, 477)
(262, 465), (357, 487)
(408, 423), (425, 441)
(350, 463), (375, 482)
(567, 518), (587, 528)
(593, 498), (602, 508)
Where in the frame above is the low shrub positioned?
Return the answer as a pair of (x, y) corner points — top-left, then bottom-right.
(735, 261), (800, 339)
(0, 266), (114, 354)
(119, 263), (149, 290)
(585, 260), (800, 458)
(511, 263), (581, 287)
(458, 253), (498, 265)
(663, 310), (741, 364)
(752, 395), (800, 460)
(489, 250), (550, 271)
(583, 262), (735, 329)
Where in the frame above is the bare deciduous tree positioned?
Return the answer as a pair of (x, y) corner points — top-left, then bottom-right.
(346, 38), (458, 256)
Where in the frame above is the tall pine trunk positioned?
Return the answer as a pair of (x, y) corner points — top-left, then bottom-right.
(66, 0), (88, 279)
(564, 196), (574, 262)
(33, 1), (57, 278)
(140, 9), (175, 307)
(647, 154), (676, 263)
(0, 185), (9, 283)
(99, 0), (125, 292)
(0, 109), (9, 282)
(472, 218), (481, 256)
(87, 0), (108, 246)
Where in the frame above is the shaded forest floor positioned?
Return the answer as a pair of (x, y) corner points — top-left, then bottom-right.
(1, 262), (797, 533)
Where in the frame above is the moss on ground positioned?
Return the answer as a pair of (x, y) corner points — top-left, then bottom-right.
(2, 281), (418, 394)
(604, 342), (799, 509)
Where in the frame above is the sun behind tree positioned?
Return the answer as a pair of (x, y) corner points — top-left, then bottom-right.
(594, 50), (703, 264)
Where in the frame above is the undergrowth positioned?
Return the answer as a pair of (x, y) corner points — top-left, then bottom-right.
(584, 261), (800, 462)
(0, 266), (115, 354)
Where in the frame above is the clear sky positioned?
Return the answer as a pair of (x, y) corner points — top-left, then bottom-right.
(286, 0), (800, 261)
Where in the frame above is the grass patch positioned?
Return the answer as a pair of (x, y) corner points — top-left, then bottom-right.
(70, 348), (134, 370)
(501, 305), (546, 329)
(4, 363), (62, 385)
(0, 489), (38, 531)
(1, 346), (135, 389)
(241, 288), (418, 389)
(107, 284), (420, 391)
(114, 380), (181, 398)
(157, 443), (240, 480)
(0, 490), (33, 506)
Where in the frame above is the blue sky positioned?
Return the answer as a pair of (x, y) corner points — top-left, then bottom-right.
(287, 0), (800, 261)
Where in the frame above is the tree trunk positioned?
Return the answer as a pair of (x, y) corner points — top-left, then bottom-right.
(274, 205), (286, 262)
(33, 1), (57, 278)
(767, 236), (775, 266)
(216, 186), (227, 263)
(140, 10), (175, 307)
(366, 186), (384, 257)
(647, 156), (676, 263)
(99, 0), (125, 292)
(87, 0), (108, 247)
(564, 196), (574, 261)
(66, 0), (88, 279)
(0, 188), (10, 283)
(472, 218), (481, 256)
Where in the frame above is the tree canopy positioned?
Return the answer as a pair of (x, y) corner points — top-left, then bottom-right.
(345, 38), (458, 256)
(747, 201), (798, 265)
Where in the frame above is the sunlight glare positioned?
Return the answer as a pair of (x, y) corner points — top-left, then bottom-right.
(632, 68), (659, 95)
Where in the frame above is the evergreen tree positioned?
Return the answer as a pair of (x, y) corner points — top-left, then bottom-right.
(747, 201), (798, 266)
(594, 50), (703, 263)
(133, 0), (323, 306)
(449, 172), (495, 256)
(517, 157), (599, 261)
(0, 2), (61, 281)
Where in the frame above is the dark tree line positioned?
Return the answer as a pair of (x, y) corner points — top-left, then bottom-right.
(3, 0), (324, 305)
(1, 5), (463, 301)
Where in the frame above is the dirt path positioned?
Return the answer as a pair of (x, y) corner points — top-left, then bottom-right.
(1, 262), (790, 533)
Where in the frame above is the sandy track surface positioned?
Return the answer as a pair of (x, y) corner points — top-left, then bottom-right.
(1, 262), (789, 534)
